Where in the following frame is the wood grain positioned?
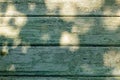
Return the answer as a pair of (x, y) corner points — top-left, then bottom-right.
(0, 17), (120, 45)
(0, 1), (120, 16)
(0, 77), (120, 80)
(0, 46), (120, 75)
(0, 0), (120, 78)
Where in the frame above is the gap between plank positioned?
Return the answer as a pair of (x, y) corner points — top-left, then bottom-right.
(0, 74), (120, 77)
(0, 44), (120, 47)
(1, 15), (120, 17)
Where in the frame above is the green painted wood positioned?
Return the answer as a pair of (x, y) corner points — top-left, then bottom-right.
(1, 17), (120, 45)
(0, 46), (120, 75)
(1, 77), (120, 80)
(0, 0), (44, 2)
(0, 77), (120, 80)
(0, 0), (120, 78)
(0, 1), (120, 16)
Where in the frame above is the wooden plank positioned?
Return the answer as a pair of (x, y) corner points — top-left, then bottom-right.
(0, 77), (120, 80)
(0, 46), (120, 75)
(0, 0), (44, 2)
(1, 17), (120, 45)
(0, 1), (120, 16)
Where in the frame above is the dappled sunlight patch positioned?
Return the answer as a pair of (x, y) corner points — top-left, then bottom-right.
(0, 42), (9, 56)
(60, 2), (76, 15)
(60, 17), (75, 22)
(103, 17), (120, 31)
(103, 10), (120, 31)
(71, 25), (90, 35)
(104, 50), (120, 68)
(75, 0), (104, 12)
(60, 2), (76, 21)
(14, 17), (27, 27)
(5, 3), (26, 16)
(22, 46), (30, 54)
(21, 43), (31, 54)
(0, 26), (19, 38)
(45, 0), (104, 20)
(7, 64), (16, 71)
(5, 3), (17, 15)
(2, 43), (8, 54)
(60, 1), (76, 21)
(60, 31), (79, 46)
(112, 69), (120, 80)
(41, 34), (50, 42)
(45, 0), (60, 11)
(116, 0), (120, 5)
(0, 0), (12, 2)
(0, 3), (27, 54)
(69, 46), (79, 52)
(75, 64), (94, 74)
(12, 38), (21, 49)
(104, 50), (120, 75)
(28, 3), (36, 11)
(71, 18), (93, 35)
(112, 69), (120, 75)
(116, 10), (120, 16)
(103, 7), (114, 15)
(80, 64), (94, 73)
(0, 3), (27, 38)
(60, 31), (79, 51)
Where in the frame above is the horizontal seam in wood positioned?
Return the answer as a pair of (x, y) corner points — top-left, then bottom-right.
(0, 44), (120, 47)
(0, 2), (44, 3)
(0, 74), (120, 77)
(1, 15), (120, 17)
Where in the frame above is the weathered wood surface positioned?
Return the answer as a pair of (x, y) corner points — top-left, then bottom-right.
(1, 0), (120, 79)
(0, 77), (120, 80)
(0, 1), (120, 16)
(1, 17), (120, 45)
(0, 0), (44, 2)
(0, 46), (120, 76)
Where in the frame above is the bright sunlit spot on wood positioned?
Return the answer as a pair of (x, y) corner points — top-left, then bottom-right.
(103, 17), (120, 31)
(28, 3), (36, 11)
(79, 64), (94, 73)
(60, 2), (76, 21)
(69, 46), (79, 52)
(60, 31), (79, 46)
(116, 0), (120, 5)
(0, 3), (27, 54)
(60, 31), (79, 51)
(0, 26), (19, 38)
(75, 0), (104, 12)
(7, 64), (16, 71)
(112, 69), (120, 80)
(45, 0), (104, 21)
(45, 0), (60, 11)
(1, 42), (9, 56)
(22, 45), (30, 54)
(104, 50), (120, 68)
(5, 4), (24, 16)
(104, 50), (120, 75)
(72, 25), (90, 35)
(14, 17), (27, 27)
(12, 38), (21, 48)
(1, 0), (120, 79)
(41, 34), (50, 42)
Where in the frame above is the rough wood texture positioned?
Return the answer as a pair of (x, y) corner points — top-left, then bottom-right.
(0, 46), (120, 76)
(1, 17), (120, 45)
(0, 1), (120, 16)
(0, 77), (120, 80)
(0, 0), (120, 79)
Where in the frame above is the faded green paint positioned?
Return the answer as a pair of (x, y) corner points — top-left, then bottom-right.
(0, 0), (120, 80)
